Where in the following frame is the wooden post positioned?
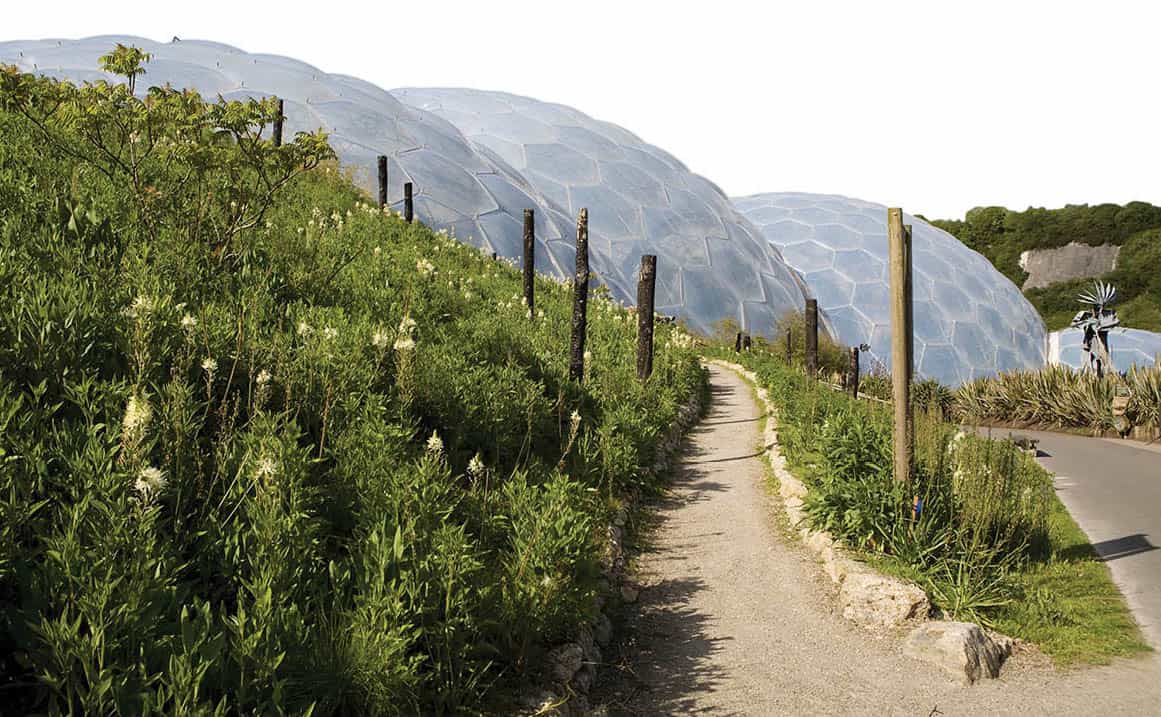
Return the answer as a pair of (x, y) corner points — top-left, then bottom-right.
(805, 299), (819, 378)
(636, 254), (657, 381)
(403, 182), (414, 223)
(523, 210), (535, 318)
(849, 346), (860, 399)
(742, 334), (752, 351)
(735, 332), (743, 353)
(272, 98), (284, 147)
(569, 209), (590, 382)
(786, 328), (793, 364)
(888, 208), (914, 484)
(376, 156), (388, 210)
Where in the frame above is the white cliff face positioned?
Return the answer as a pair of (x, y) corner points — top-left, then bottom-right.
(1019, 242), (1121, 290)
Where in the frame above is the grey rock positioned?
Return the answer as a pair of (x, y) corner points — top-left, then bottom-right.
(593, 612), (613, 647)
(838, 568), (930, 629)
(903, 621), (1013, 684)
(547, 643), (584, 684)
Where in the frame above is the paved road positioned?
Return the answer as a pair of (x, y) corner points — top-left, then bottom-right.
(981, 427), (1161, 648)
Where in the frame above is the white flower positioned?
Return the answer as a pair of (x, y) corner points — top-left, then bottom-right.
(393, 336), (416, 351)
(570, 410), (582, 432)
(122, 393), (152, 438)
(373, 246), (382, 256)
(134, 466), (167, 500)
(125, 295), (155, 319)
(537, 310), (545, 319)
(254, 454), (278, 483)
(372, 328), (390, 350)
(426, 431), (444, 457)
(297, 321), (313, 337)
(398, 316), (417, 333)
(201, 357), (218, 374)
(583, 350), (592, 364)
(416, 259), (436, 277)
(256, 369), (272, 386)
(323, 326), (338, 341)
(467, 454), (485, 480)
(463, 291), (474, 301)
(180, 314), (198, 331)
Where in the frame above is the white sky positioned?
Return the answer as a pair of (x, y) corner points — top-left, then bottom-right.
(7, 0), (1158, 220)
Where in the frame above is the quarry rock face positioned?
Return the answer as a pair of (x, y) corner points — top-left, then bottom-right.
(1019, 242), (1120, 290)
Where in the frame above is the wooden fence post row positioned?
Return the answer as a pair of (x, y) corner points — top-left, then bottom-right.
(849, 346), (860, 399)
(888, 208), (914, 484)
(569, 208), (590, 383)
(523, 210), (535, 319)
(377, 155), (388, 209)
(272, 98), (284, 148)
(805, 298), (819, 378)
(637, 254), (657, 381)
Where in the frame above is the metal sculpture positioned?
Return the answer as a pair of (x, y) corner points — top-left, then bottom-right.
(1070, 280), (1119, 377)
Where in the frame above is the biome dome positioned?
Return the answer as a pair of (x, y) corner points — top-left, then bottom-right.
(393, 88), (810, 336)
(733, 192), (1048, 386)
(1049, 328), (1161, 373)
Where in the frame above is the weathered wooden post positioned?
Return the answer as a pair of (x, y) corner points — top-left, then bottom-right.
(735, 332), (743, 353)
(786, 328), (793, 364)
(805, 299), (819, 378)
(272, 98), (284, 147)
(569, 208), (590, 382)
(849, 346), (860, 399)
(636, 254), (657, 381)
(743, 334), (752, 351)
(888, 208), (914, 484)
(523, 209), (535, 318)
(403, 182), (414, 223)
(376, 156), (388, 210)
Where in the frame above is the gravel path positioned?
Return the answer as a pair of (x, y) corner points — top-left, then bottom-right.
(593, 365), (1160, 716)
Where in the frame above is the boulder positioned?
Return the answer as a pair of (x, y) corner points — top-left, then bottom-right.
(903, 621), (1013, 684)
(547, 643), (584, 684)
(838, 568), (930, 629)
(593, 612), (613, 647)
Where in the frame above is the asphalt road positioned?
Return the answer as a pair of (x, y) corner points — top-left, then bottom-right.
(982, 427), (1161, 648)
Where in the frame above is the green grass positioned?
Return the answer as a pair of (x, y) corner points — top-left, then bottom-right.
(718, 348), (1150, 666)
(994, 499), (1151, 666)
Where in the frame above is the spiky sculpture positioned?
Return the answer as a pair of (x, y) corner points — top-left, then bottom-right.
(1070, 280), (1120, 377)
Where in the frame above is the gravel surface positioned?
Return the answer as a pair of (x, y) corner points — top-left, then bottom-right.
(592, 365), (1160, 716)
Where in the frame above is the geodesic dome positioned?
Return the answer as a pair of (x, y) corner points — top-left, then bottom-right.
(394, 88), (809, 336)
(0, 35), (584, 286)
(1050, 328), (1161, 373)
(733, 192), (1047, 386)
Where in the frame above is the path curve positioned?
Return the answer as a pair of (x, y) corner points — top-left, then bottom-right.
(595, 365), (1161, 715)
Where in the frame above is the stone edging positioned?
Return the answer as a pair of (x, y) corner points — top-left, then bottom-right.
(709, 359), (1014, 685)
(516, 370), (708, 715)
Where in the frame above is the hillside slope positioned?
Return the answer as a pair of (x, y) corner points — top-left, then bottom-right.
(0, 54), (703, 714)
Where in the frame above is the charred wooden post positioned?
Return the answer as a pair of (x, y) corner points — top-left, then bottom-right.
(272, 98), (284, 147)
(888, 208), (914, 484)
(742, 334), (752, 351)
(523, 209), (535, 318)
(568, 209), (590, 382)
(377, 156), (388, 209)
(403, 182), (414, 223)
(849, 346), (860, 399)
(786, 328), (793, 364)
(735, 332), (743, 353)
(805, 299), (819, 378)
(636, 255), (658, 381)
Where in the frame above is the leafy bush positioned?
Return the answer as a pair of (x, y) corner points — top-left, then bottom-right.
(0, 52), (703, 714)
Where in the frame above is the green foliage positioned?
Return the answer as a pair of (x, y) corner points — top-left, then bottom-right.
(955, 363), (1161, 434)
(931, 204), (1161, 332)
(0, 54), (703, 714)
